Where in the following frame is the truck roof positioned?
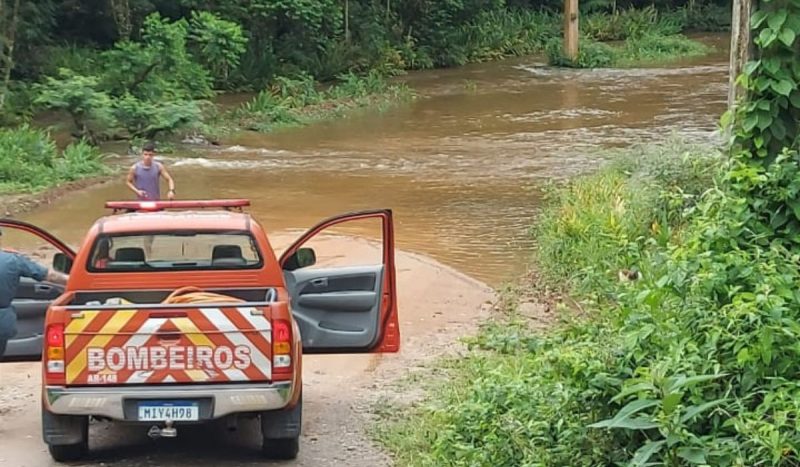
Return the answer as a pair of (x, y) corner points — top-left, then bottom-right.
(97, 211), (252, 234)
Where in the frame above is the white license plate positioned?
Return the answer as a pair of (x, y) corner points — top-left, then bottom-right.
(138, 402), (199, 421)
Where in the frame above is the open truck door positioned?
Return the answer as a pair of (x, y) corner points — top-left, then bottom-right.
(0, 219), (74, 361)
(279, 209), (400, 354)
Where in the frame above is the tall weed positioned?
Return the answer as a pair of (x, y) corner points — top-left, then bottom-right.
(232, 71), (410, 133)
(0, 126), (107, 193)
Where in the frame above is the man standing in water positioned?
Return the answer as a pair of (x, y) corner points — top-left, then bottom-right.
(126, 142), (177, 201)
(126, 142), (176, 256)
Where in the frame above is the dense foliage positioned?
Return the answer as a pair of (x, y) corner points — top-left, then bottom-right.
(379, 1), (800, 465)
(547, 6), (717, 67)
(0, 1), (729, 190)
(0, 125), (107, 193)
(1, 1), (729, 95)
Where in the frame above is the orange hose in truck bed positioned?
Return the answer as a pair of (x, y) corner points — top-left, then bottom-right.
(162, 286), (245, 304)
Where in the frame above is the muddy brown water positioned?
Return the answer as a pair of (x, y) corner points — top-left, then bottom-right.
(9, 34), (730, 286)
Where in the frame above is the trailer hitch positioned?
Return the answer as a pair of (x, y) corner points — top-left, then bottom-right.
(147, 420), (177, 439)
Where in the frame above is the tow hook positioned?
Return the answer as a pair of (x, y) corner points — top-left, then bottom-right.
(147, 420), (178, 439)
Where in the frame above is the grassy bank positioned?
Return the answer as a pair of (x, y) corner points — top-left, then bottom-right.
(376, 138), (800, 465)
(214, 71), (413, 135)
(0, 126), (109, 194)
(548, 33), (711, 68)
(547, 6), (717, 68)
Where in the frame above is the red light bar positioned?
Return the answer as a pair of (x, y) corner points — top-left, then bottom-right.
(105, 199), (250, 212)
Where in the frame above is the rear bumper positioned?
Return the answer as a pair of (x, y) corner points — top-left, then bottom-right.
(44, 381), (293, 420)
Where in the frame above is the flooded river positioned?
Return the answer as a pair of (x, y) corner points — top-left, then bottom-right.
(13, 34), (729, 286)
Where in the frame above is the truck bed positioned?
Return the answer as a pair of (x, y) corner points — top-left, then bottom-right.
(49, 293), (285, 387)
(71, 287), (276, 305)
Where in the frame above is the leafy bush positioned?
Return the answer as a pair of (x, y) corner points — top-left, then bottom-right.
(100, 13), (213, 101)
(0, 126), (107, 193)
(0, 82), (37, 125)
(548, 32), (710, 68)
(547, 37), (616, 68)
(54, 139), (107, 180)
(457, 9), (561, 63)
(665, 3), (733, 32)
(617, 33), (711, 65)
(232, 70), (411, 133)
(188, 11), (248, 87)
(33, 69), (115, 142)
(582, 6), (683, 41)
(111, 94), (205, 139)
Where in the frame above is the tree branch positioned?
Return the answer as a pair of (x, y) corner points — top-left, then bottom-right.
(127, 60), (160, 94)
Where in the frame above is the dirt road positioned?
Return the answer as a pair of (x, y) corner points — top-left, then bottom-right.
(0, 234), (495, 467)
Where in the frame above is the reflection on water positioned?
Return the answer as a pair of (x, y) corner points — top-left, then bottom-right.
(15, 34), (730, 286)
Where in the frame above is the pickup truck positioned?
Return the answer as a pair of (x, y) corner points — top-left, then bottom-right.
(0, 199), (400, 462)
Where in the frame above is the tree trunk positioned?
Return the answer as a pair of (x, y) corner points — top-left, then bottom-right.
(564, 0), (579, 62)
(0, 0), (21, 110)
(109, 0), (132, 41)
(344, 0), (351, 43)
(728, 0), (755, 111)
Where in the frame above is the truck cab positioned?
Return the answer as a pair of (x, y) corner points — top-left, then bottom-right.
(0, 200), (400, 462)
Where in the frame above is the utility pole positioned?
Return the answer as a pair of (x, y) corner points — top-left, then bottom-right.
(728, 0), (755, 110)
(564, 0), (579, 61)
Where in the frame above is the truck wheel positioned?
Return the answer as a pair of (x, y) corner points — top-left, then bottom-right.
(262, 437), (299, 460)
(261, 392), (302, 460)
(48, 442), (88, 463)
(42, 406), (89, 462)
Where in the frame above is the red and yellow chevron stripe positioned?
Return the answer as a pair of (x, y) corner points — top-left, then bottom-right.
(64, 307), (273, 385)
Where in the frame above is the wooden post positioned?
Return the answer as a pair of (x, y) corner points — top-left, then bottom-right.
(564, 0), (579, 61)
(728, 0), (755, 111)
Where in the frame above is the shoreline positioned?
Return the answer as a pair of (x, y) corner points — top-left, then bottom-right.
(1, 175), (120, 218)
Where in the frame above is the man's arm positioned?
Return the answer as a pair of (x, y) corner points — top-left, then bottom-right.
(159, 163), (176, 200)
(16, 255), (68, 285)
(45, 268), (69, 285)
(126, 165), (145, 198)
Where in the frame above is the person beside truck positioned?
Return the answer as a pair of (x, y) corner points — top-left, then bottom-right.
(0, 229), (68, 358)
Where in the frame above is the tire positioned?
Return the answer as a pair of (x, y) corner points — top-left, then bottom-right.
(48, 442), (88, 463)
(42, 406), (89, 462)
(261, 436), (300, 460)
(261, 392), (302, 460)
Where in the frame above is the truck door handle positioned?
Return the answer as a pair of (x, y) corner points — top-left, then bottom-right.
(310, 278), (328, 287)
(34, 284), (54, 294)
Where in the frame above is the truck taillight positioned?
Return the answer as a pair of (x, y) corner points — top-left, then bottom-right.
(272, 319), (292, 376)
(45, 324), (66, 384)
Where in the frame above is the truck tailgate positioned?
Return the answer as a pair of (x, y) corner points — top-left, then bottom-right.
(63, 305), (274, 386)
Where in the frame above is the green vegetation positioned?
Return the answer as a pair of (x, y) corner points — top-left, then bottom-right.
(378, 139), (727, 465)
(0, 0), (729, 193)
(378, 1), (800, 465)
(227, 71), (412, 133)
(548, 7), (714, 67)
(0, 126), (108, 193)
(0, 1), (730, 123)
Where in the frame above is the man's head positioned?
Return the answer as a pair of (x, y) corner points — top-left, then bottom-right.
(142, 141), (156, 166)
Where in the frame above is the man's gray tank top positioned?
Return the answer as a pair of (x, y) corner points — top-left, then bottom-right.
(134, 162), (161, 200)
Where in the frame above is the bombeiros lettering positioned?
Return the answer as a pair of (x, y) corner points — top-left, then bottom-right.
(87, 346), (252, 371)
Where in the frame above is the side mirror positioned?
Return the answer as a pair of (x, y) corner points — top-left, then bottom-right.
(53, 253), (73, 274)
(283, 247), (316, 271)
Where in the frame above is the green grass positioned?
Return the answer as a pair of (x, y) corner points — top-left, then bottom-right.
(0, 125), (109, 194)
(226, 70), (413, 134)
(547, 33), (711, 68)
(375, 139), (788, 466)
